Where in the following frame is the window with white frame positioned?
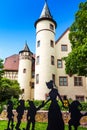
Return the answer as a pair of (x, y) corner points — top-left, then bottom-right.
(74, 77), (82, 86)
(61, 45), (67, 51)
(59, 77), (68, 86)
(57, 59), (62, 68)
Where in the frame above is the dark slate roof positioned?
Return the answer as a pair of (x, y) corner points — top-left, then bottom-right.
(24, 43), (30, 52)
(34, 1), (57, 28)
(19, 43), (33, 54)
(40, 2), (52, 19)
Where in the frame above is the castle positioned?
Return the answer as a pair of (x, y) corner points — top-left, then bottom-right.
(4, 2), (87, 101)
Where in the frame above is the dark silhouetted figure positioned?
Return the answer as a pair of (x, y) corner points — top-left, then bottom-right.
(68, 100), (86, 130)
(15, 99), (25, 130)
(25, 100), (44, 130)
(46, 80), (64, 130)
(6, 100), (14, 130)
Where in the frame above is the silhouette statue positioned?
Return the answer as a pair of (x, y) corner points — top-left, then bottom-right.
(45, 80), (64, 130)
(68, 100), (87, 130)
(6, 100), (14, 130)
(25, 100), (44, 130)
(15, 99), (25, 130)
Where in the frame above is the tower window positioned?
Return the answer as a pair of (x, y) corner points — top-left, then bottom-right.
(50, 24), (54, 30)
(59, 77), (68, 86)
(51, 56), (54, 65)
(23, 68), (26, 73)
(36, 74), (39, 84)
(57, 59), (62, 68)
(36, 56), (40, 65)
(74, 77), (82, 86)
(37, 40), (40, 47)
(61, 45), (67, 51)
(31, 82), (34, 89)
(50, 40), (54, 47)
(52, 74), (55, 83)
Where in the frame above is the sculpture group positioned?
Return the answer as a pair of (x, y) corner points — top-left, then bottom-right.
(6, 80), (87, 130)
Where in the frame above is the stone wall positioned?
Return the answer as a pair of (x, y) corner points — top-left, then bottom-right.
(0, 110), (87, 127)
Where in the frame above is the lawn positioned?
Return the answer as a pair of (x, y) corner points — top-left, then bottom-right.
(0, 120), (87, 130)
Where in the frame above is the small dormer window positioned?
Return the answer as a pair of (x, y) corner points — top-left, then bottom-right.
(50, 24), (54, 30)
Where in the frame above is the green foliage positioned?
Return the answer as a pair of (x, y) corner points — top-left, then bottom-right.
(81, 102), (87, 111)
(0, 78), (22, 102)
(64, 1), (87, 76)
(0, 58), (4, 82)
(0, 121), (87, 130)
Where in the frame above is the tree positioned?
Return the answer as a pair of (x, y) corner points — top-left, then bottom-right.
(64, 1), (87, 76)
(0, 58), (4, 80)
(0, 78), (22, 102)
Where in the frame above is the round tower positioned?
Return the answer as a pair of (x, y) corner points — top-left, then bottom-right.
(34, 2), (57, 100)
(18, 43), (32, 100)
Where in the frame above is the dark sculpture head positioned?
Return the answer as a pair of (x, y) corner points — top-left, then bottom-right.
(46, 80), (54, 89)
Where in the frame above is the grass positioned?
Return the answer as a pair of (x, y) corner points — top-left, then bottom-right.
(0, 120), (87, 130)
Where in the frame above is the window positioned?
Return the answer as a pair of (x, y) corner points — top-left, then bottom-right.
(57, 59), (62, 68)
(50, 24), (54, 30)
(32, 71), (35, 78)
(59, 77), (68, 86)
(61, 45), (67, 51)
(76, 96), (84, 102)
(74, 77), (82, 86)
(52, 74), (55, 83)
(50, 40), (54, 47)
(37, 40), (40, 47)
(36, 56), (40, 65)
(36, 74), (39, 84)
(23, 68), (26, 73)
(31, 82), (34, 89)
(51, 56), (54, 65)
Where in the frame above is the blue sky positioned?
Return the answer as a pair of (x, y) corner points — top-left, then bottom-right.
(0, 0), (86, 60)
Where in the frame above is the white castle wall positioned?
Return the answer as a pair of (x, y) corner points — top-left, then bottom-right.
(35, 20), (56, 100)
(18, 55), (32, 100)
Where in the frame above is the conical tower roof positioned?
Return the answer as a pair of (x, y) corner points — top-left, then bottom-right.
(35, 1), (57, 28)
(40, 1), (52, 19)
(23, 43), (30, 52)
(19, 42), (32, 54)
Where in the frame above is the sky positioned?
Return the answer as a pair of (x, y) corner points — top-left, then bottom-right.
(0, 0), (86, 60)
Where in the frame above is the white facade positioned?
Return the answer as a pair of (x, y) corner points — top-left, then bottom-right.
(34, 2), (57, 100)
(55, 29), (87, 101)
(18, 44), (32, 100)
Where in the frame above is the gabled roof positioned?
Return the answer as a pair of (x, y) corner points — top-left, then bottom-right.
(55, 28), (70, 44)
(40, 1), (52, 19)
(4, 54), (19, 71)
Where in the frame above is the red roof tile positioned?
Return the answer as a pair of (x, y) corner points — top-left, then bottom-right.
(4, 54), (19, 71)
